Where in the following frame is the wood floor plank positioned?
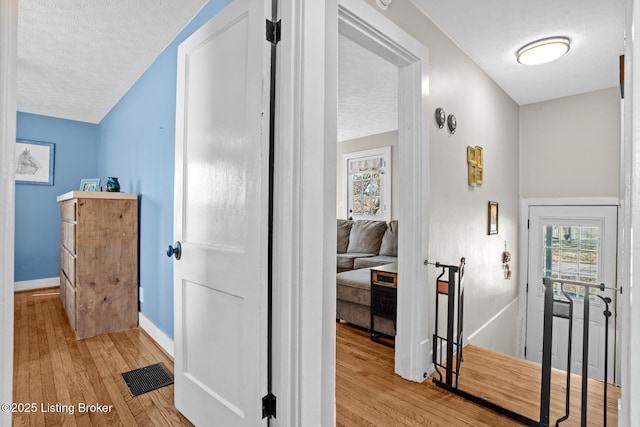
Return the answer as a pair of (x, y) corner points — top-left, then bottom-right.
(12, 290), (31, 427)
(28, 294), (46, 426)
(42, 297), (77, 427)
(36, 299), (63, 426)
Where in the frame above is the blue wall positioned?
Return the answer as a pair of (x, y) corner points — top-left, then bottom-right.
(14, 0), (232, 339)
(97, 0), (232, 339)
(15, 112), (98, 281)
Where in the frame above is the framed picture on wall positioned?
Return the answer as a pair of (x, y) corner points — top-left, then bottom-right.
(488, 201), (498, 235)
(15, 139), (55, 185)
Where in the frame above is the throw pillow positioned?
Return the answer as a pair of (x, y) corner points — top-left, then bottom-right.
(379, 220), (398, 256)
(347, 220), (387, 254)
(337, 219), (353, 253)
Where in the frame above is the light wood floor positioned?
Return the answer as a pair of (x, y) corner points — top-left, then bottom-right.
(13, 289), (192, 427)
(13, 289), (620, 426)
(336, 322), (620, 427)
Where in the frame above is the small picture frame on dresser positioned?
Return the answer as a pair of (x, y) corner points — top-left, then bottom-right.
(79, 178), (100, 192)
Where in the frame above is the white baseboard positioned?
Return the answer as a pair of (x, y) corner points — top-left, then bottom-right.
(139, 312), (174, 358)
(14, 277), (59, 292)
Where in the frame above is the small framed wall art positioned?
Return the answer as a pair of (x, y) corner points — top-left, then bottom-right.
(475, 167), (484, 185)
(467, 146), (477, 164)
(476, 146), (484, 168)
(15, 139), (55, 186)
(467, 145), (484, 186)
(488, 201), (498, 235)
(468, 164), (477, 186)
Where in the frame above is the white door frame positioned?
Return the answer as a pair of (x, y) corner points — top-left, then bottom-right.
(621, 2), (640, 424)
(523, 204), (618, 383)
(273, 1), (429, 424)
(0, 1), (17, 425)
(517, 197), (620, 364)
(335, 0), (430, 382)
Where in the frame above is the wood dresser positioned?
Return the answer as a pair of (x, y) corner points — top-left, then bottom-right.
(57, 191), (139, 339)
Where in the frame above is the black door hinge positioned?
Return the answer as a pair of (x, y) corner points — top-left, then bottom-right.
(262, 393), (276, 419)
(527, 219), (530, 229)
(266, 19), (281, 45)
(524, 346), (527, 357)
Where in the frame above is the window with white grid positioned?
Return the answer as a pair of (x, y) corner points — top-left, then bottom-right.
(343, 146), (391, 221)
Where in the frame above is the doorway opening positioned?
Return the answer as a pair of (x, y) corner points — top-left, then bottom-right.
(335, 26), (400, 347)
(525, 204), (618, 385)
(333, 0), (430, 386)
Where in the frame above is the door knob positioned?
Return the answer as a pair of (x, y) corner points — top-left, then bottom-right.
(167, 241), (182, 260)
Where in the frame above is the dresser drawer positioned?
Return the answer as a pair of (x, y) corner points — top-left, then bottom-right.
(65, 278), (76, 329)
(61, 200), (76, 221)
(60, 247), (75, 287)
(61, 221), (76, 254)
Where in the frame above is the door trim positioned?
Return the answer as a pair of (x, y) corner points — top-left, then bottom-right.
(273, 0), (429, 424)
(338, 0), (430, 381)
(0, 1), (17, 423)
(517, 197), (620, 363)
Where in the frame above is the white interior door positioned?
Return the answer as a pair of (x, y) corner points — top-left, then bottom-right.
(173, 0), (272, 424)
(526, 205), (617, 383)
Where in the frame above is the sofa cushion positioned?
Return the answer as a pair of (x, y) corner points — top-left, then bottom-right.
(347, 220), (387, 254)
(353, 256), (398, 270)
(337, 253), (375, 271)
(378, 220), (398, 256)
(336, 268), (372, 305)
(337, 219), (353, 253)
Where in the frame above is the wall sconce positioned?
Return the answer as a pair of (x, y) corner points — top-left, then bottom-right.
(375, 0), (393, 10)
(447, 114), (457, 134)
(435, 108), (446, 129)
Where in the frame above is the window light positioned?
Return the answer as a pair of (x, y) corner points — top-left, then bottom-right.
(516, 37), (571, 65)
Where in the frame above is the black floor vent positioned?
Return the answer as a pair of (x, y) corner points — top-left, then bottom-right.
(121, 362), (174, 397)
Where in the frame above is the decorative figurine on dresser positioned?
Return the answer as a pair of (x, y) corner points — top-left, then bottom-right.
(57, 190), (139, 339)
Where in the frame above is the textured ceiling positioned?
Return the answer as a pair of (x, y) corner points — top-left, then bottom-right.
(16, 0), (625, 134)
(338, 34), (398, 142)
(411, 0), (625, 105)
(17, 0), (208, 124)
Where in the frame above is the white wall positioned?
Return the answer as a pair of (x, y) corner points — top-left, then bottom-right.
(336, 130), (398, 219)
(368, 0), (521, 355)
(520, 87), (621, 198)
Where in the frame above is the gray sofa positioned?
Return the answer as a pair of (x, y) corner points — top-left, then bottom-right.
(336, 219), (397, 336)
(337, 219), (398, 272)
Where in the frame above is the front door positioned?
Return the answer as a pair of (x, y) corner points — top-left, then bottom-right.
(172, 0), (273, 424)
(525, 205), (617, 383)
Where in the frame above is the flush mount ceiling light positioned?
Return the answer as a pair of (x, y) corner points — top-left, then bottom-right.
(516, 37), (571, 65)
